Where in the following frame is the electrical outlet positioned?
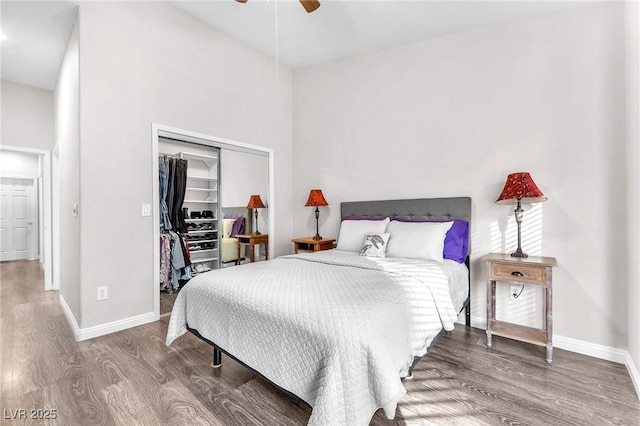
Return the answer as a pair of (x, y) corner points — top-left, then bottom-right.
(97, 286), (108, 301)
(510, 285), (520, 300)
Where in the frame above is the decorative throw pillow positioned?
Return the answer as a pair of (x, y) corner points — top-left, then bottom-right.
(222, 218), (235, 238)
(360, 233), (390, 258)
(230, 216), (245, 237)
(336, 217), (390, 251)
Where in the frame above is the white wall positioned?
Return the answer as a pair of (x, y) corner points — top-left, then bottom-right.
(54, 17), (81, 323)
(75, 2), (292, 329)
(625, 0), (640, 392)
(293, 3), (628, 349)
(1, 80), (54, 151)
(220, 149), (269, 234)
(0, 150), (39, 176)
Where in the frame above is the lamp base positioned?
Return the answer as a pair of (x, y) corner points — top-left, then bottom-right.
(312, 234), (322, 240)
(253, 231), (262, 235)
(510, 248), (528, 258)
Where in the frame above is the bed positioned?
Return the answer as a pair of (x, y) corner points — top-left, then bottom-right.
(166, 196), (471, 425)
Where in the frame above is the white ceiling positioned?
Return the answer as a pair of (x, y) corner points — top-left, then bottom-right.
(1, 1), (77, 91)
(1, 0), (592, 91)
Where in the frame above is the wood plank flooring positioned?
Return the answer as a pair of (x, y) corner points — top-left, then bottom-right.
(1, 260), (639, 425)
(159, 291), (177, 316)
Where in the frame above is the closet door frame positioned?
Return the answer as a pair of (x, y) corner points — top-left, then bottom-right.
(151, 123), (274, 321)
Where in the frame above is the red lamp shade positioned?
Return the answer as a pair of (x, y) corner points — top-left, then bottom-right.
(496, 172), (547, 205)
(246, 194), (266, 209)
(304, 189), (328, 207)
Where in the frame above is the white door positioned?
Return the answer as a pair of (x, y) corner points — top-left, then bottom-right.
(0, 177), (37, 261)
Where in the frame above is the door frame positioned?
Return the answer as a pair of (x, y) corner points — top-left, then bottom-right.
(151, 123), (275, 321)
(0, 145), (53, 290)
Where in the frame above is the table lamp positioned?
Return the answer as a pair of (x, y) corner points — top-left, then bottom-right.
(246, 194), (266, 235)
(305, 189), (328, 240)
(496, 172), (547, 258)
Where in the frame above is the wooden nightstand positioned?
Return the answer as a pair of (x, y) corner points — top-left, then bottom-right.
(483, 253), (558, 363)
(292, 237), (335, 254)
(236, 234), (269, 263)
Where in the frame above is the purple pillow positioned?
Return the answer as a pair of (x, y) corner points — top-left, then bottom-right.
(230, 216), (245, 237)
(392, 218), (469, 263)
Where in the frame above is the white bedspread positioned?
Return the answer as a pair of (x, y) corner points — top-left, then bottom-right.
(166, 250), (459, 425)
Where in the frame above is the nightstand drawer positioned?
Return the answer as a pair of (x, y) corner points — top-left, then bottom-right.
(488, 263), (547, 285)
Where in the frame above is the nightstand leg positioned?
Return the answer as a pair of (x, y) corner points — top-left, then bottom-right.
(546, 283), (553, 363)
(486, 280), (495, 347)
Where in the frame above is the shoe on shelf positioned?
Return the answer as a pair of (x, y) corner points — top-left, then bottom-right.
(190, 211), (202, 219)
(202, 210), (214, 218)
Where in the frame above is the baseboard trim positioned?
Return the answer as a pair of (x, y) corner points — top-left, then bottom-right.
(626, 352), (640, 401)
(464, 315), (640, 400)
(59, 295), (155, 341)
(59, 295), (81, 340)
(553, 334), (628, 364)
(75, 311), (156, 341)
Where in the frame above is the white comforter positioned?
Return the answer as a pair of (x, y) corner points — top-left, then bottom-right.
(166, 250), (459, 425)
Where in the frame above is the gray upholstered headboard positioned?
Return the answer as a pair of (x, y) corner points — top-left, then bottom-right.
(341, 196), (472, 254)
(341, 197), (471, 222)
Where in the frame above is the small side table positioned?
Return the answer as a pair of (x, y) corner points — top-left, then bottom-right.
(292, 237), (335, 254)
(483, 253), (558, 363)
(236, 234), (269, 263)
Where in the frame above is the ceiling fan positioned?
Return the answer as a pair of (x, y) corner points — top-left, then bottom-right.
(235, 0), (321, 13)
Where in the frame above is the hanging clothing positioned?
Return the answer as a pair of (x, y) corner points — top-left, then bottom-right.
(159, 233), (172, 290)
(159, 156), (172, 231)
(166, 156), (176, 230)
(171, 159), (188, 233)
(160, 155), (188, 233)
(159, 154), (191, 293)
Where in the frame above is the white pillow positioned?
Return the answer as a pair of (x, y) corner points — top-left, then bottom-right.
(360, 233), (390, 258)
(336, 218), (390, 251)
(386, 220), (454, 261)
(222, 218), (235, 238)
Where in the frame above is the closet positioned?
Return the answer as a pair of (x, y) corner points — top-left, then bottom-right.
(159, 138), (220, 300)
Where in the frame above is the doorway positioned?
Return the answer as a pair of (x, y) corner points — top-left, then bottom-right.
(151, 124), (275, 320)
(0, 147), (52, 290)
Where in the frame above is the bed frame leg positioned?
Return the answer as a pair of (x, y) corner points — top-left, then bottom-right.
(210, 346), (222, 369)
(464, 257), (471, 327)
(465, 303), (471, 327)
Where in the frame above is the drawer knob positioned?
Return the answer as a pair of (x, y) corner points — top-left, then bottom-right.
(511, 271), (524, 277)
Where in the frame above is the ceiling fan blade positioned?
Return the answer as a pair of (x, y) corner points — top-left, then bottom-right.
(236, 0), (319, 13)
(299, 0), (320, 13)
